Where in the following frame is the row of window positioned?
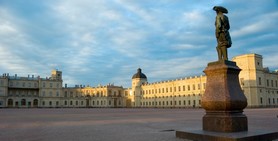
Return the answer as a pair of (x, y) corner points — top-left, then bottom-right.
(9, 90), (38, 96)
(142, 94), (201, 99)
(42, 82), (60, 88)
(62, 100), (122, 106)
(64, 90), (122, 96)
(258, 77), (278, 87)
(41, 91), (60, 97)
(8, 81), (61, 88)
(141, 100), (201, 106)
(142, 83), (206, 95)
(9, 81), (38, 88)
(260, 97), (278, 105)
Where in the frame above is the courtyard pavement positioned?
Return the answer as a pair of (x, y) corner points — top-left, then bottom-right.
(0, 108), (277, 141)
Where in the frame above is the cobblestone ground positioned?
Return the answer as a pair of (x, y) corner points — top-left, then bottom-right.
(0, 108), (277, 141)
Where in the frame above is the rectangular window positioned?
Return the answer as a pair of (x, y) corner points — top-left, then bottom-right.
(258, 77), (262, 85)
(183, 86), (185, 91)
(178, 86), (181, 91)
(267, 79), (269, 87)
(198, 84), (200, 90)
(50, 83), (53, 88)
(276, 80), (278, 87)
(271, 80), (274, 87)
(193, 85), (195, 90)
(188, 85), (190, 91)
(260, 97), (263, 104)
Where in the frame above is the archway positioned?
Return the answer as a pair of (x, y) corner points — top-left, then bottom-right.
(21, 99), (26, 106)
(8, 99), (13, 107)
(33, 99), (38, 107)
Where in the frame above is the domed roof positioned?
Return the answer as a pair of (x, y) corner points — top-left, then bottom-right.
(132, 68), (147, 79)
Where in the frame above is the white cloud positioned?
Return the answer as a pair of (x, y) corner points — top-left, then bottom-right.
(0, 0), (277, 88)
(231, 11), (278, 39)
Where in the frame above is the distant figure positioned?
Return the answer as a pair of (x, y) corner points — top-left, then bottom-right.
(213, 6), (232, 61)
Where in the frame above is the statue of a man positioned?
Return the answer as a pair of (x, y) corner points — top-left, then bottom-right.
(213, 6), (232, 61)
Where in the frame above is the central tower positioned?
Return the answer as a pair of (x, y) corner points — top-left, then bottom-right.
(131, 68), (147, 107)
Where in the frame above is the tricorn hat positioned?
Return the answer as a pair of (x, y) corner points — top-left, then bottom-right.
(213, 6), (228, 14)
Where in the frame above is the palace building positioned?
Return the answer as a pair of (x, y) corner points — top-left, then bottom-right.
(0, 53), (277, 108)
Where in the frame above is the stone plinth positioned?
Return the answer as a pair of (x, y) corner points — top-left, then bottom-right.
(176, 130), (278, 141)
(201, 60), (248, 132)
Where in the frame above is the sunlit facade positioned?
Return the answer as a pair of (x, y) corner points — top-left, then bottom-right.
(0, 53), (277, 108)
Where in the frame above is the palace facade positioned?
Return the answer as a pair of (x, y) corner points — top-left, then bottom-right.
(0, 53), (277, 108)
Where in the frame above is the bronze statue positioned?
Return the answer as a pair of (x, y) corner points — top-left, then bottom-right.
(213, 6), (232, 61)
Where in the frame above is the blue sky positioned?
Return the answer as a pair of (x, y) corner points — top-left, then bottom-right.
(0, 0), (277, 87)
